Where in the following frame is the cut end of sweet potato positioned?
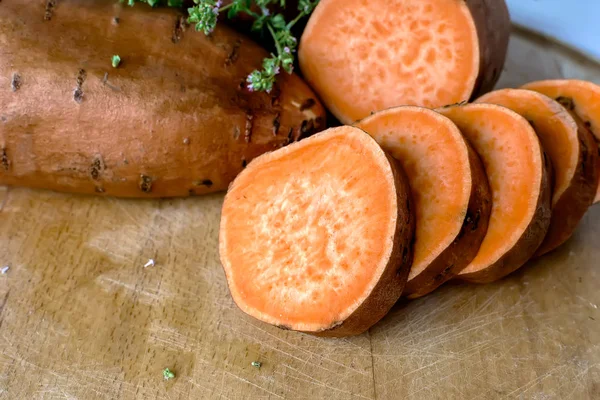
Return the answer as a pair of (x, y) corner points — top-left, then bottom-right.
(477, 89), (599, 256)
(356, 106), (491, 298)
(522, 80), (600, 204)
(219, 126), (414, 336)
(438, 103), (551, 283)
(299, 0), (509, 124)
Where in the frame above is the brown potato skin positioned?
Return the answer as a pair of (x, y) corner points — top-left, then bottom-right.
(0, 0), (325, 198)
(459, 145), (553, 284)
(312, 154), (415, 337)
(466, 0), (511, 99)
(536, 113), (599, 256)
(404, 144), (492, 298)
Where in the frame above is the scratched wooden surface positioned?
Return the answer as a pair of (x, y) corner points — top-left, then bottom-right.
(1, 29), (600, 400)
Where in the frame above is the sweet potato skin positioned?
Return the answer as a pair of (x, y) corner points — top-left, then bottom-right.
(535, 114), (600, 256)
(466, 0), (511, 98)
(313, 154), (415, 337)
(403, 144), (491, 298)
(459, 145), (552, 284)
(0, 0), (325, 198)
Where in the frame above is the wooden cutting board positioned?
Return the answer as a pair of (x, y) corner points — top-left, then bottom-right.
(1, 28), (599, 399)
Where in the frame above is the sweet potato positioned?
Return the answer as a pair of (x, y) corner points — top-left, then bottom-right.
(521, 80), (600, 204)
(477, 89), (599, 256)
(0, 0), (325, 198)
(437, 104), (552, 284)
(298, 0), (510, 124)
(219, 126), (415, 337)
(356, 107), (491, 298)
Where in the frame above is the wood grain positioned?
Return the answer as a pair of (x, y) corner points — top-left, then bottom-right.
(1, 29), (600, 399)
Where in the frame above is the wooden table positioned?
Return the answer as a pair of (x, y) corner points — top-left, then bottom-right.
(1, 29), (600, 399)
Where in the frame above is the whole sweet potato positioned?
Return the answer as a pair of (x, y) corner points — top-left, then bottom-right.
(0, 0), (325, 197)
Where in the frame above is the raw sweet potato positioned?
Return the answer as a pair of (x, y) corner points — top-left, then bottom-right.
(477, 89), (599, 256)
(0, 0), (325, 198)
(298, 0), (510, 124)
(219, 126), (415, 337)
(356, 107), (491, 298)
(438, 104), (552, 284)
(521, 80), (600, 204)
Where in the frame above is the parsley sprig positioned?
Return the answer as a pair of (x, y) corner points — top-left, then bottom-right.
(125, 0), (319, 93)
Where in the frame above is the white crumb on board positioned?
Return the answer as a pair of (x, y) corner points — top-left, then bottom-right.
(1, 266), (9, 274)
(143, 259), (155, 268)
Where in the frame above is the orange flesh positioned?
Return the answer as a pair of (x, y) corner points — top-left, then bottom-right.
(438, 104), (543, 275)
(522, 80), (600, 203)
(219, 127), (398, 332)
(356, 107), (470, 280)
(299, 0), (479, 124)
(477, 89), (579, 206)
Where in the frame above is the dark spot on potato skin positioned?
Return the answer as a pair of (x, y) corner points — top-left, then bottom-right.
(272, 113), (281, 136)
(434, 264), (454, 282)
(73, 69), (87, 104)
(277, 324), (292, 331)
(1, 148), (10, 171)
(172, 15), (186, 44)
(245, 113), (254, 143)
(89, 156), (104, 180)
(242, 158), (247, 168)
(300, 98), (316, 111)
(44, 0), (56, 21)
(194, 179), (213, 187)
(555, 96), (575, 111)
(139, 175), (153, 193)
(224, 39), (241, 66)
(11, 73), (21, 92)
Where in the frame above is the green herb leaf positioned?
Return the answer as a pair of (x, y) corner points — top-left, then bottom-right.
(111, 55), (121, 68)
(163, 368), (176, 380)
(125, 0), (320, 92)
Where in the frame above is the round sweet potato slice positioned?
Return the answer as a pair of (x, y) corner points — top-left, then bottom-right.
(298, 0), (510, 124)
(437, 104), (552, 283)
(356, 107), (491, 298)
(522, 80), (600, 204)
(219, 126), (415, 337)
(477, 89), (599, 256)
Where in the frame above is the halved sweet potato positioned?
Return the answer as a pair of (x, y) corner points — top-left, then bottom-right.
(437, 104), (552, 283)
(219, 126), (415, 337)
(477, 89), (599, 256)
(356, 107), (491, 298)
(299, 0), (510, 124)
(522, 80), (600, 204)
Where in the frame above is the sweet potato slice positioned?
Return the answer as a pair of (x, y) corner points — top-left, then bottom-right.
(356, 107), (491, 298)
(0, 0), (325, 198)
(477, 89), (599, 256)
(219, 126), (415, 337)
(522, 80), (600, 204)
(298, 0), (510, 124)
(437, 104), (552, 283)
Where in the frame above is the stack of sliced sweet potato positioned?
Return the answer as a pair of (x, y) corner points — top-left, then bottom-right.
(220, 0), (600, 337)
(220, 80), (600, 337)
